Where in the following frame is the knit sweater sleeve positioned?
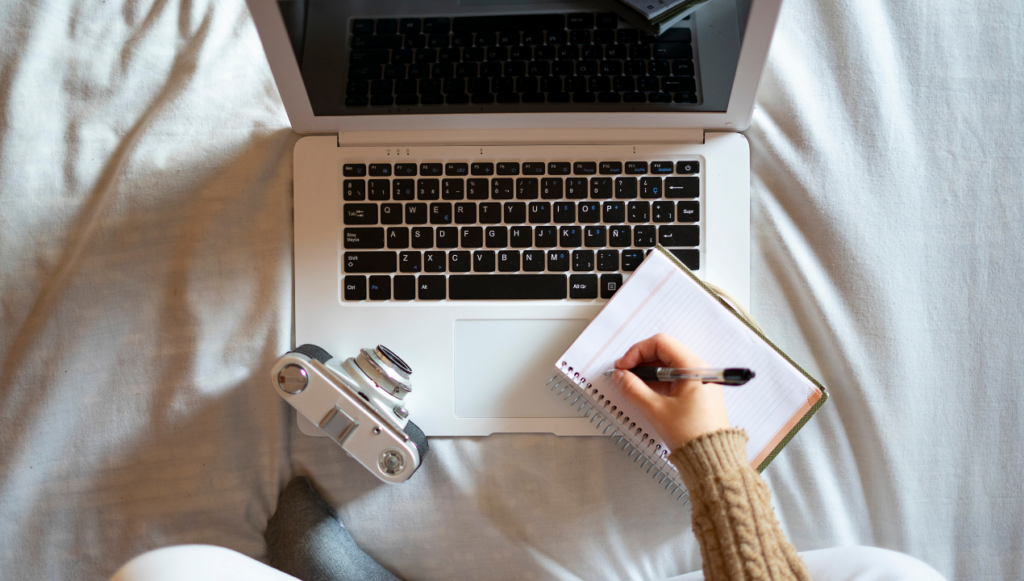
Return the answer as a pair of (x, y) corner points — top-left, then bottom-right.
(668, 428), (812, 581)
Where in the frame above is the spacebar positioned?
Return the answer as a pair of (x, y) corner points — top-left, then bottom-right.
(448, 275), (567, 300)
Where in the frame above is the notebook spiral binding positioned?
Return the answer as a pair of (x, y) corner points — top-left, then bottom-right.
(547, 362), (690, 503)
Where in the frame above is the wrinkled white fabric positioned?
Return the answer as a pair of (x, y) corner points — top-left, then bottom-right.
(1, 0), (1021, 580)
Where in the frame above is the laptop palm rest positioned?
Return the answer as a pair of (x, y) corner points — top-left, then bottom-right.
(454, 319), (589, 418)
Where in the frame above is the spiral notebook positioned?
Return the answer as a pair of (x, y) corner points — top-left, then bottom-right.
(547, 246), (827, 500)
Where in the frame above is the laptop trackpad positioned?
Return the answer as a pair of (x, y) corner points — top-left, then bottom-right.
(454, 319), (589, 418)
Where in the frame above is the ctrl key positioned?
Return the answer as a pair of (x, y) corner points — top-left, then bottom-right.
(418, 275), (446, 300)
(344, 276), (367, 300)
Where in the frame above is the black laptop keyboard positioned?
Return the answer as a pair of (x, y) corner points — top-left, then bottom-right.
(344, 13), (697, 107)
(342, 159), (700, 301)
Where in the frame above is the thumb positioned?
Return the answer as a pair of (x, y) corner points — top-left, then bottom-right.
(612, 370), (661, 416)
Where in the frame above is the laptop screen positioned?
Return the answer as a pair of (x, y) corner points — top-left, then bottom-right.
(275, 0), (752, 118)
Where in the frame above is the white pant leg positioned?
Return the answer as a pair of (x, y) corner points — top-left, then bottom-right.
(110, 545), (299, 581)
(666, 546), (946, 581)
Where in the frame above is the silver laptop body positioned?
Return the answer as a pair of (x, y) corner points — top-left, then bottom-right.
(247, 0), (782, 436)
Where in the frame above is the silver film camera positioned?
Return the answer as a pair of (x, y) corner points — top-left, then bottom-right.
(271, 344), (428, 484)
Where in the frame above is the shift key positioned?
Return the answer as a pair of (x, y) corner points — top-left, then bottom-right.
(344, 251), (397, 273)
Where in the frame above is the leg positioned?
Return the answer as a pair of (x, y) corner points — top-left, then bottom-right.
(265, 476), (402, 581)
(110, 545), (299, 581)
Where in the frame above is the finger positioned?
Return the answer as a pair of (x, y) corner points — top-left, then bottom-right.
(612, 370), (661, 416)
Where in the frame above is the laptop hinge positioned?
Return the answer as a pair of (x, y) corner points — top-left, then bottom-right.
(336, 128), (705, 147)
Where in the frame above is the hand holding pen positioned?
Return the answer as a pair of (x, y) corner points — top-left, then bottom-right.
(608, 333), (736, 450)
(604, 367), (754, 386)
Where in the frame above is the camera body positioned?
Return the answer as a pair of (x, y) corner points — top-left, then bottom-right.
(271, 344), (428, 484)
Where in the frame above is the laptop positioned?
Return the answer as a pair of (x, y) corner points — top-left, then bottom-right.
(247, 0), (781, 437)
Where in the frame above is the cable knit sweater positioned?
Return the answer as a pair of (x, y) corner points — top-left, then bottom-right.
(668, 429), (812, 581)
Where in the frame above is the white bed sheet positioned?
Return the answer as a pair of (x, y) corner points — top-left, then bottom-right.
(1, 0), (1022, 579)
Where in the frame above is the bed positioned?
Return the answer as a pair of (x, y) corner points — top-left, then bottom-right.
(1, 0), (1022, 579)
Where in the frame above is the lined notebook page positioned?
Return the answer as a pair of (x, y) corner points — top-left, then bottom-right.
(556, 248), (822, 466)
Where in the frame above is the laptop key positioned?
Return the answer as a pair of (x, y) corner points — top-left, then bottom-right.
(471, 162), (494, 176)
(369, 275), (391, 301)
(343, 164), (367, 177)
(609, 225), (631, 247)
(597, 13), (618, 29)
(399, 251), (421, 273)
(639, 177), (662, 198)
(621, 249), (644, 271)
(369, 164), (392, 177)
(534, 226), (557, 248)
(624, 161), (647, 175)
(405, 203), (427, 225)
(473, 251), (496, 272)
(603, 201), (626, 222)
(677, 201), (699, 222)
(547, 250), (569, 272)
(659, 225), (699, 247)
(523, 250), (545, 271)
(553, 202), (575, 223)
(676, 160), (700, 174)
(528, 202), (551, 223)
(600, 273), (623, 298)
(599, 162), (623, 175)
(343, 180), (365, 201)
(343, 251), (396, 273)
(442, 178), (464, 200)
(548, 162), (572, 175)
(541, 178), (563, 199)
(569, 274), (598, 299)
(412, 227), (433, 248)
(344, 227), (384, 249)
(449, 274), (567, 300)
(460, 227), (483, 248)
(516, 178), (539, 199)
(352, 37), (401, 50)
(590, 177), (613, 199)
(492, 178), (514, 199)
(503, 202), (526, 223)
(430, 202), (452, 224)
(479, 203), (501, 224)
(381, 203), (402, 225)
(651, 161), (674, 174)
(578, 202), (600, 223)
(424, 251), (446, 272)
(351, 49), (389, 65)
(497, 162), (520, 175)
(445, 163), (469, 176)
(344, 276), (367, 300)
(597, 250), (619, 271)
(423, 17), (451, 34)
(395, 163), (417, 176)
(448, 251), (471, 272)
(387, 227), (409, 249)
(559, 226), (582, 247)
(436, 227), (458, 249)
(393, 179), (414, 200)
(565, 178), (587, 199)
(668, 248), (699, 270)
(665, 177), (699, 198)
(633, 225), (656, 246)
(417, 178), (440, 200)
(466, 179), (488, 199)
(394, 275), (415, 300)
(628, 201), (650, 222)
(417, 275), (446, 300)
(485, 226), (507, 248)
(352, 19), (374, 35)
(652, 201), (675, 222)
(343, 204), (377, 225)
(510, 226), (532, 248)
(454, 203), (476, 223)
(584, 226), (607, 247)
(498, 250), (520, 272)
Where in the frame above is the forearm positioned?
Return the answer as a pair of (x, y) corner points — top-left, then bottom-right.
(670, 429), (811, 581)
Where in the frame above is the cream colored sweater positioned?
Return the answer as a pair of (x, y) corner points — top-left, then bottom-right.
(669, 429), (812, 581)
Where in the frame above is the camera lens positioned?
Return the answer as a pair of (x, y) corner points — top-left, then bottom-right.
(377, 345), (412, 376)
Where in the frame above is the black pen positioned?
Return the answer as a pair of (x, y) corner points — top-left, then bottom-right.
(603, 367), (755, 386)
